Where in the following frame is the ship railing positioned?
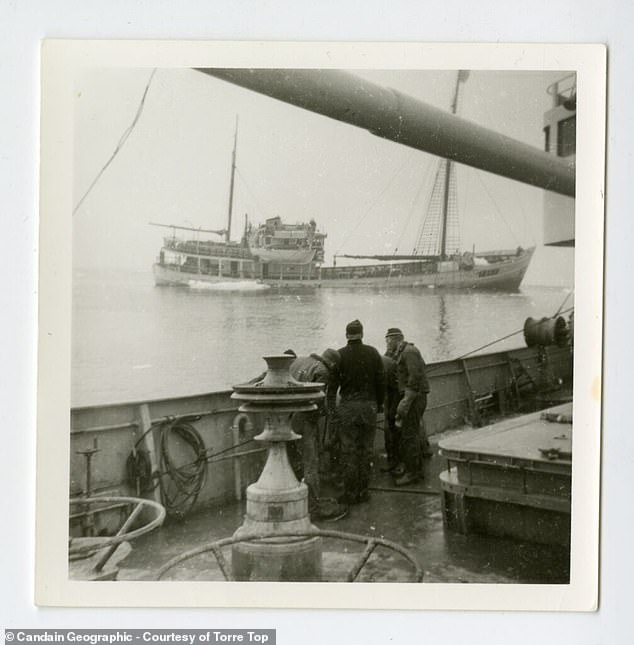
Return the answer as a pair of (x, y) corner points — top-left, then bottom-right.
(173, 241), (253, 260)
(321, 260), (436, 280)
(162, 261), (260, 280)
(68, 345), (573, 521)
(546, 73), (576, 108)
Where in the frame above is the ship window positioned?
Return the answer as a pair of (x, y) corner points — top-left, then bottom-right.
(557, 116), (576, 157)
(543, 125), (551, 153)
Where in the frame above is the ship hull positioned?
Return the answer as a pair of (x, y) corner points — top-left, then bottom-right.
(321, 247), (534, 290)
(154, 247), (534, 290)
(152, 263), (263, 286)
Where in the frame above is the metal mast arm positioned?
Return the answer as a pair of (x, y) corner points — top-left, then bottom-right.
(440, 71), (465, 259)
(195, 68), (575, 198)
(226, 116), (239, 243)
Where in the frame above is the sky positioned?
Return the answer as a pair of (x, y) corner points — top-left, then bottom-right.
(72, 67), (574, 286)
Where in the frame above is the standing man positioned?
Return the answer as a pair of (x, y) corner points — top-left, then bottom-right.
(385, 328), (432, 486)
(289, 349), (348, 522)
(380, 351), (401, 473)
(334, 319), (385, 507)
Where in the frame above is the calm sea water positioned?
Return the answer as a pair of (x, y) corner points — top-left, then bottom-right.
(72, 268), (572, 407)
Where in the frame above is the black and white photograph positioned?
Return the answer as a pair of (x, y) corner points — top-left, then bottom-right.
(35, 41), (604, 609)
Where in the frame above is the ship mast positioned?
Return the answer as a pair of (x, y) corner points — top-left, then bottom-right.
(440, 70), (467, 259)
(225, 116), (239, 243)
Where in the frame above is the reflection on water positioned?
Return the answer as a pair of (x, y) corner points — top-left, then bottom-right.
(433, 294), (451, 359)
(72, 268), (572, 407)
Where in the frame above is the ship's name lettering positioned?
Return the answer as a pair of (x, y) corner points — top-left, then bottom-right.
(477, 268), (500, 278)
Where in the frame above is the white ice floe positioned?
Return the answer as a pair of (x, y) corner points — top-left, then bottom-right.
(187, 280), (271, 292)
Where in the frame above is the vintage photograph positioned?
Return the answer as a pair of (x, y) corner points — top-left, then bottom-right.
(37, 42), (604, 608)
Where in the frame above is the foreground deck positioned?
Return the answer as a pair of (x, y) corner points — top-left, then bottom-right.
(111, 429), (570, 584)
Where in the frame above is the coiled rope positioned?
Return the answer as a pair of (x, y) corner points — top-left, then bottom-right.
(157, 420), (207, 518)
(128, 416), (259, 518)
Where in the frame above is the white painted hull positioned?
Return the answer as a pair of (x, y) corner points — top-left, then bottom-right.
(153, 247), (534, 291)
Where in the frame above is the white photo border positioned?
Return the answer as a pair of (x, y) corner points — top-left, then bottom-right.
(36, 40), (605, 609)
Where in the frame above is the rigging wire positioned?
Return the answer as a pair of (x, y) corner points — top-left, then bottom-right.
(459, 168), (471, 250)
(472, 171), (521, 246)
(412, 158), (460, 257)
(509, 181), (536, 246)
(554, 290), (574, 316)
(392, 159), (435, 255)
(426, 305), (574, 373)
(235, 167), (271, 222)
(334, 157), (410, 255)
(73, 68), (157, 216)
(412, 161), (444, 256)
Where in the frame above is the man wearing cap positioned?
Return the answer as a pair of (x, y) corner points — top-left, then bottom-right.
(385, 328), (432, 486)
(334, 319), (386, 506)
(289, 349), (348, 522)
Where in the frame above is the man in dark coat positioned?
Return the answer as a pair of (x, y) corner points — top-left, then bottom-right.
(333, 319), (386, 506)
(380, 352), (401, 472)
(385, 327), (432, 486)
(289, 349), (348, 522)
